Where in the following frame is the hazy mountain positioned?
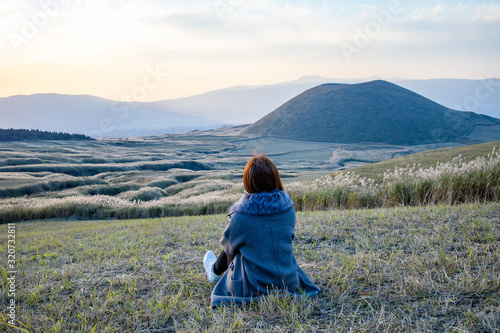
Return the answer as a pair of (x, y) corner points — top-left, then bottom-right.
(148, 79), (327, 124)
(0, 94), (222, 138)
(148, 76), (384, 124)
(240, 80), (500, 145)
(148, 76), (500, 125)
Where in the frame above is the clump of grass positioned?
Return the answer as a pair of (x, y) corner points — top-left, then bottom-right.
(0, 195), (235, 223)
(0, 179), (242, 222)
(0, 177), (107, 199)
(0, 160), (211, 177)
(119, 187), (167, 201)
(0, 203), (498, 332)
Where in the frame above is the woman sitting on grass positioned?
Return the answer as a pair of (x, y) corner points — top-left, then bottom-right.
(203, 155), (321, 307)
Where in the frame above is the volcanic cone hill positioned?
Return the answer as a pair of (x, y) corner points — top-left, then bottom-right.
(240, 80), (500, 145)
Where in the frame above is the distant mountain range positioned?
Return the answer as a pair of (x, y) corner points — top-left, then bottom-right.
(240, 80), (500, 145)
(0, 76), (499, 138)
(0, 94), (221, 138)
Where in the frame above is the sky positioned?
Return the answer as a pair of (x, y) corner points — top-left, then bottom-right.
(1, 0), (500, 101)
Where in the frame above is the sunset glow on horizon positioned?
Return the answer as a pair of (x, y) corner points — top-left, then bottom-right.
(1, 0), (500, 101)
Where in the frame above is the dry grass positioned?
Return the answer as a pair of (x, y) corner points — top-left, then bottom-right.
(1, 203), (499, 332)
(288, 147), (500, 211)
(1, 147), (499, 223)
(341, 141), (500, 181)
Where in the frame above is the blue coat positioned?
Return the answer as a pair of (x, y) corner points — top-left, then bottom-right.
(211, 189), (321, 307)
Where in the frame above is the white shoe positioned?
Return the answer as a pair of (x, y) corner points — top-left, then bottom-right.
(203, 251), (221, 283)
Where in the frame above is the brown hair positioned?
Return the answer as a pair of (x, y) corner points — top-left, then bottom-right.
(243, 155), (284, 193)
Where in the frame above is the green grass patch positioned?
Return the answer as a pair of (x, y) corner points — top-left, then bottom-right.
(0, 203), (499, 331)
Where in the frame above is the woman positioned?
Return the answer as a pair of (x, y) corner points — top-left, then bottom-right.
(203, 155), (321, 307)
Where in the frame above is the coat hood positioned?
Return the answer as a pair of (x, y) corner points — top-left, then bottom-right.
(228, 189), (294, 215)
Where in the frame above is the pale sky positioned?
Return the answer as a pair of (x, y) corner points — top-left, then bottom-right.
(1, 0), (500, 101)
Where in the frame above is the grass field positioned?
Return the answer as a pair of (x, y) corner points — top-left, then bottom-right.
(0, 134), (454, 203)
(1, 203), (499, 332)
(1, 141), (498, 222)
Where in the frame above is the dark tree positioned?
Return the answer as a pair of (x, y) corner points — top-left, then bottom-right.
(0, 128), (95, 141)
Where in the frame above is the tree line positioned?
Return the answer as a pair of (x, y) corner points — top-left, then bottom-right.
(0, 128), (94, 141)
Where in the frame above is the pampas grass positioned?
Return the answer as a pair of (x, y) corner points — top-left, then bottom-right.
(289, 148), (500, 211)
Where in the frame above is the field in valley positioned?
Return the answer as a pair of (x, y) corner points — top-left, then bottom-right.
(1, 132), (495, 222)
(1, 203), (499, 332)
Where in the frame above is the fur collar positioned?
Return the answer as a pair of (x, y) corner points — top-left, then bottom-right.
(228, 189), (294, 216)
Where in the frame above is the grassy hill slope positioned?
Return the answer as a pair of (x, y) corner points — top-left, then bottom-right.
(241, 80), (500, 145)
(287, 141), (499, 211)
(338, 141), (500, 181)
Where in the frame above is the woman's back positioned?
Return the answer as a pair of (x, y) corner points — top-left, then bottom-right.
(203, 155), (320, 307)
(221, 190), (299, 295)
(212, 189), (320, 306)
